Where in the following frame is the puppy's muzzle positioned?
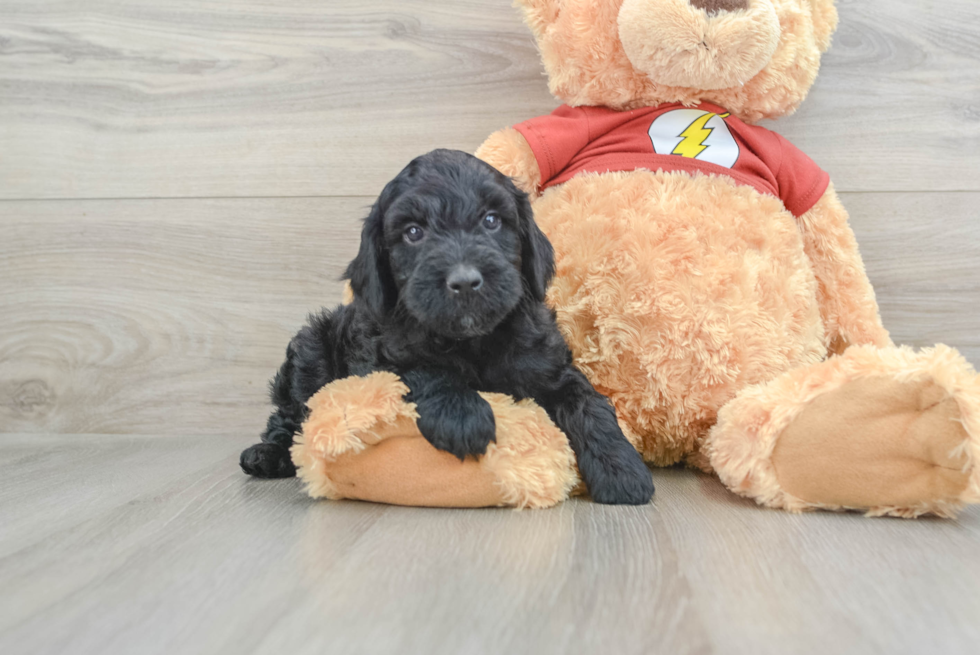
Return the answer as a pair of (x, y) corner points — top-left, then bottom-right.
(446, 265), (484, 296)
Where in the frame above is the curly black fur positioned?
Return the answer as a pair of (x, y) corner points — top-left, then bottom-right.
(240, 149), (654, 505)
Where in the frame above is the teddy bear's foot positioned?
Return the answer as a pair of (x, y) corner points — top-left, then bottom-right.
(290, 371), (580, 509)
(708, 345), (980, 518)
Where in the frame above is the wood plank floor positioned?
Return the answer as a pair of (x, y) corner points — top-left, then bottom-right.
(2, 1), (980, 654)
(1, 434), (978, 655)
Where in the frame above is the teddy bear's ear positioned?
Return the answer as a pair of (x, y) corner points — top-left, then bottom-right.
(807, 0), (839, 52)
(514, 0), (562, 35)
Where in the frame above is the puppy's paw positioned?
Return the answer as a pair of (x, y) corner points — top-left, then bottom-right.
(416, 392), (497, 461)
(240, 443), (297, 479)
(580, 443), (655, 505)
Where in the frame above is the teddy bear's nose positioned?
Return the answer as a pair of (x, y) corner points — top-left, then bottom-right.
(689, 0), (748, 14)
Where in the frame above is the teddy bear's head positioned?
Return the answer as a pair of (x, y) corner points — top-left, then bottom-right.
(516, 0), (838, 122)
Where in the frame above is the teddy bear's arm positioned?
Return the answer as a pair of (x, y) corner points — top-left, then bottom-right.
(475, 127), (542, 200)
(797, 183), (892, 353)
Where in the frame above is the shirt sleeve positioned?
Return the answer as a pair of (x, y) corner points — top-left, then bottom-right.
(513, 105), (593, 187)
(773, 132), (831, 218)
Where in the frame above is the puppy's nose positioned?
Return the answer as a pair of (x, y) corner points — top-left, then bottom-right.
(446, 265), (484, 295)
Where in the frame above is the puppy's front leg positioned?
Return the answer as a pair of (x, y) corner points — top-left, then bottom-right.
(537, 368), (655, 505)
(401, 368), (496, 461)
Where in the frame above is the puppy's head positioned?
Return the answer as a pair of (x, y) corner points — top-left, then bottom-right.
(345, 149), (554, 339)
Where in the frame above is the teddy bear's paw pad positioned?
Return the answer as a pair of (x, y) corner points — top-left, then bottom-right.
(770, 376), (974, 516)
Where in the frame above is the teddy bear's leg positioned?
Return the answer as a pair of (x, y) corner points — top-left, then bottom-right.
(707, 345), (980, 517)
(291, 372), (580, 509)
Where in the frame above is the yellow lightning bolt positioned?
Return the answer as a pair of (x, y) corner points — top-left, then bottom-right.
(672, 112), (730, 159)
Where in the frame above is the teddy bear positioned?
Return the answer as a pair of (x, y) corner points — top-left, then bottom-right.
(291, 0), (980, 517)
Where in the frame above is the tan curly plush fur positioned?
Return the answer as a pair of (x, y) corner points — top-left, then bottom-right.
(470, 0), (980, 517)
(292, 372), (579, 509)
(516, 0), (839, 122)
(535, 169), (826, 465)
(708, 345), (980, 517)
(294, 0), (980, 517)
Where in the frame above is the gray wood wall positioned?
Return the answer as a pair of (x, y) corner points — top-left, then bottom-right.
(2, 0), (979, 438)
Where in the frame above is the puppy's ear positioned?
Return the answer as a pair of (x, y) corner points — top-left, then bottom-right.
(515, 187), (555, 302)
(344, 198), (397, 316)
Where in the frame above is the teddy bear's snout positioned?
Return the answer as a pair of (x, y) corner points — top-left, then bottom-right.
(618, 0), (781, 91)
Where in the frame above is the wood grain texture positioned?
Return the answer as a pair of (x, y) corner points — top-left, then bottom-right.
(0, 434), (977, 655)
(2, 192), (977, 436)
(1, 0), (978, 199)
(843, 191), (980, 362)
(656, 467), (980, 655)
(0, 0), (553, 200)
(0, 197), (366, 435)
(768, 0), (980, 192)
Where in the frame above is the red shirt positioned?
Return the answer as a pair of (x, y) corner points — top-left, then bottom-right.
(514, 103), (830, 218)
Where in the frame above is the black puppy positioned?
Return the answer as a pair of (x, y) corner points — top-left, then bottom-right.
(240, 149), (654, 505)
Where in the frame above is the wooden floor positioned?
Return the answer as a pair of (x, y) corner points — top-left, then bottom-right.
(2, 1), (979, 653)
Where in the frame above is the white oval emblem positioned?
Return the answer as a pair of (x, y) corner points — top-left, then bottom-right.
(649, 109), (740, 169)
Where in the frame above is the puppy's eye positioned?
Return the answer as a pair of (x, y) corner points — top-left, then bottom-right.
(483, 213), (501, 231)
(403, 225), (425, 244)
